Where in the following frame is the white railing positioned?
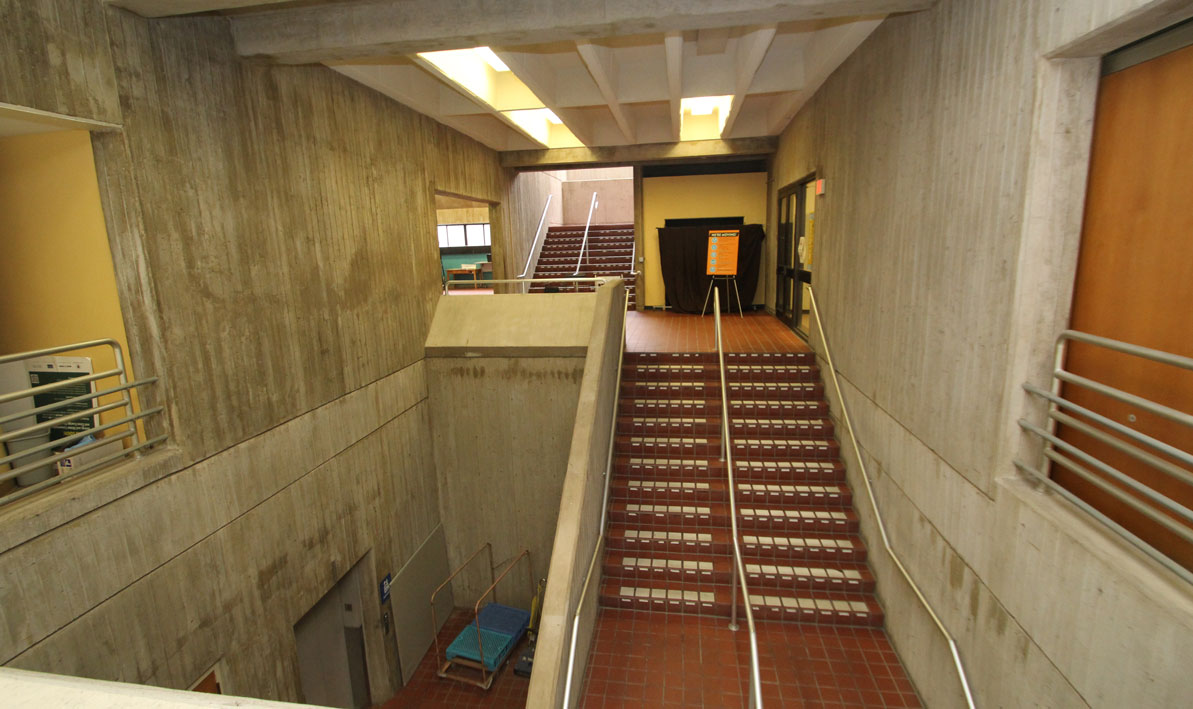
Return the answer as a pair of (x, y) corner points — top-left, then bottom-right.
(518, 194), (554, 293)
(806, 286), (976, 708)
(713, 287), (763, 708)
(0, 339), (166, 506)
(572, 192), (599, 276)
(560, 288), (630, 707)
(1015, 330), (1193, 586)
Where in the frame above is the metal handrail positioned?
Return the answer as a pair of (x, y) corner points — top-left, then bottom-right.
(443, 277), (611, 293)
(1016, 329), (1193, 586)
(0, 339), (165, 506)
(518, 193), (554, 279)
(805, 286), (976, 708)
(713, 288), (763, 708)
(430, 542), (496, 685)
(572, 192), (599, 276)
(562, 288), (630, 707)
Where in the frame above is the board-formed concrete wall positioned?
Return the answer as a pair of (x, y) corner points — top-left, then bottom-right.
(769, 0), (1193, 706)
(0, 1), (530, 705)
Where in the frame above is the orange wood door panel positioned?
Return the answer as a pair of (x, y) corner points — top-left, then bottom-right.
(1059, 42), (1193, 570)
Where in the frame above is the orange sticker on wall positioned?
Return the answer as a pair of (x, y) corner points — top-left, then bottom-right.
(706, 229), (740, 275)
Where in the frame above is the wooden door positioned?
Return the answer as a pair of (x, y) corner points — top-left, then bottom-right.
(1059, 40), (1193, 569)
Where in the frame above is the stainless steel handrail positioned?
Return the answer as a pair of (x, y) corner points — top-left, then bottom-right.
(561, 288), (630, 707)
(518, 193), (554, 280)
(805, 286), (976, 708)
(0, 339), (166, 506)
(443, 277), (611, 293)
(1016, 329), (1193, 585)
(572, 192), (599, 276)
(713, 288), (764, 709)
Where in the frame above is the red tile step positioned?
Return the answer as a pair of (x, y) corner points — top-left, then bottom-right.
(625, 351), (815, 365)
(614, 456), (846, 483)
(602, 551), (874, 594)
(619, 397), (829, 419)
(607, 501), (860, 535)
(611, 477), (728, 504)
(621, 362), (820, 383)
(605, 524), (730, 556)
(739, 531), (869, 563)
(597, 579), (884, 626)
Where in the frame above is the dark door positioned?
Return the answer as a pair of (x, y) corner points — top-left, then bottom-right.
(775, 186), (799, 327)
(776, 177), (815, 333)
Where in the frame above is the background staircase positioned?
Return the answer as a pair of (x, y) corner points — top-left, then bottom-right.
(600, 351), (884, 626)
(529, 223), (637, 308)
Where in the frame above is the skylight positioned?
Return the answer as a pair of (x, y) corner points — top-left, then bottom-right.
(417, 47), (580, 148)
(680, 95), (733, 141)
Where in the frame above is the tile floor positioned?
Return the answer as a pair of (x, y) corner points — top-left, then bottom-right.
(579, 609), (920, 709)
(625, 311), (809, 354)
(377, 609), (530, 709)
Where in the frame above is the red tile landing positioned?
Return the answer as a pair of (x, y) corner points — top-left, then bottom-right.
(579, 608), (921, 708)
(626, 311), (809, 354)
(376, 609), (529, 708)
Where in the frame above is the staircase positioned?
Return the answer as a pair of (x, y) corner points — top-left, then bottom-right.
(529, 223), (637, 308)
(600, 351), (884, 626)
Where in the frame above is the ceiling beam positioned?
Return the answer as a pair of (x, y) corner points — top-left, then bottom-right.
(574, 41), (635, 144)
(501, 136), (778, 169)
(329, 64), (535, 151)
(106, 0), (293, 18)
(231, 0), (935, 64)
(493, 49), (596, 146)
(664, 31), (684, 142)
(720, 25), (777, 138)
(765, 18), (882, 134)
(408, 55), (548, 147)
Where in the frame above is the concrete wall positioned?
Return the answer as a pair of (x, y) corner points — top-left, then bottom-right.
(505, 170), (564, 282)
(425, 293), (597, 608)
(561, 176), (633, 226)
(771, 0), (1193, 706)
(0, 1), (510, 704)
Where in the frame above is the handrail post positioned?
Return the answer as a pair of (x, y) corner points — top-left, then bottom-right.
(573, 192), (598, 276)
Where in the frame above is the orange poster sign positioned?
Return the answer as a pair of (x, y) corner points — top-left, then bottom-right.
(706, 229), (740, 275)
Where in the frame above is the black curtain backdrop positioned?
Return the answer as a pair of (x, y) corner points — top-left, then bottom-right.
(657, 224), (765, 314)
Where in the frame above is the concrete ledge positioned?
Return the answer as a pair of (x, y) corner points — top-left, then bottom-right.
(527, 280), (626, 708)
(425, 293), (598, 358)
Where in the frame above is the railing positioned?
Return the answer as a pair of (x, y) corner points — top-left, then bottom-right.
(561, 287), (630, 707)
(713, 287), (763, 708)
(518, 194), (553, 280)
(805, 286), (976, 708)
(572, 192), (599, 276)
(1015, 330), (1193, 586)
(443, 276), (611, 294)
(0, 339), (166, 506)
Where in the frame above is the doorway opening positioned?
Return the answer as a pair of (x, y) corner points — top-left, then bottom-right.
(775, 175), (816, 335)
(435, 192), (493, 295)
(294, 560), (372, 709)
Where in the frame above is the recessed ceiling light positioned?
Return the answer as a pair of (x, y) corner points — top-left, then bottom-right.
(680, 95), (733, 140)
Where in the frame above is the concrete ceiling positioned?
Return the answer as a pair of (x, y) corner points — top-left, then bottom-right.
(107, 0), (931, 154)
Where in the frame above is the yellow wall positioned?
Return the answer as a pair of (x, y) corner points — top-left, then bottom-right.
(0, 130), (137, 433)
(641, 172), (769, 307)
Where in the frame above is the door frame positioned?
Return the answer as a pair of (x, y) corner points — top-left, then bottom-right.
(775, 173), (815, 336)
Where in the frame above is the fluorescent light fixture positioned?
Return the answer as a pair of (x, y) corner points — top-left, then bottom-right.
(474, 47), (510, 72)
(680, 95), (733, 140)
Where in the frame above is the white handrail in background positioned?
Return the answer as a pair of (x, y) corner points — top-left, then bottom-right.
(572, 192), (599, 276)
